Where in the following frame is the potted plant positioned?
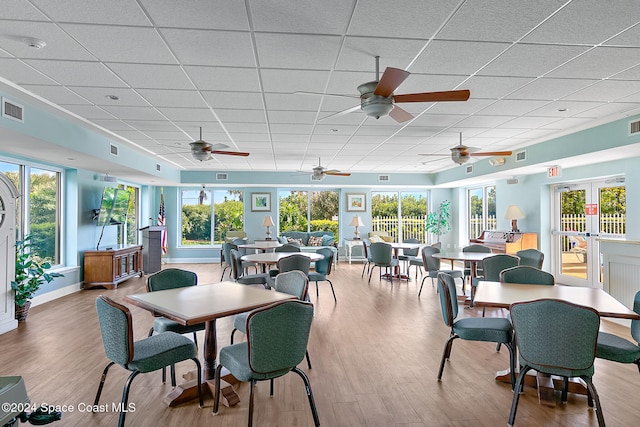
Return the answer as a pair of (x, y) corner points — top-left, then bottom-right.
(11, 235), (64, 322)
(426, 200), (452, 243)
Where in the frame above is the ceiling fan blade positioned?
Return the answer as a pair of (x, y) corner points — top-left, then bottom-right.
(374, 67), (410, 97)
(209, 150), (250, 157)
(324, 171), (351, 176)
(418, 153), (449, 157)
(388, 105), (414, 123)
(469, 151), (513, 157)
(318, 105), (361, 122)
(294, 91), (359, 98)
(393, 89), (471, 103)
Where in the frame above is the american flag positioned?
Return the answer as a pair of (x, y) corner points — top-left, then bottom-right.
(157, 190), (167, 255)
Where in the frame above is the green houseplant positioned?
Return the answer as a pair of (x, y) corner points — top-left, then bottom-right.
(11, 235), (64, 321)
(426, 200), (452, 243)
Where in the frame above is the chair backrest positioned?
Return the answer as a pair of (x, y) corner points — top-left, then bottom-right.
(277, 254), (311, 276)
(246, 300), (314, 374)
(229, 249), (243, 280)
(402, 238), (420, 256)
(232, 238), (248, 255)
(462, 244), (492, 271)
(362, 239), (371, 258)
(500, 266), (554, 285)
(273, 270), (308, 300)
(369, 242), (393, 265)
(436, 273), (458, 328)
(631, 290), (640, 343)
(510, 299), (600, 374)
(147, 268), (197, 292)
(516, 249), (544, 269)
(275, 243), (301, 252)
(222, 242), (238, 267)
(431, 241), (442, 249)
(421, 246), (441, 272)
(225, 230), (246, 242)
(481, 254), (520, 282)
(313, 247), (334, 276)
(95, 296), (133, 366)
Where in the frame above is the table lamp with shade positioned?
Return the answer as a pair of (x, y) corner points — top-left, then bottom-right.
(349, 215), (364, 240)
(504, 205), (525, 232)
(262, 215), (275, 240)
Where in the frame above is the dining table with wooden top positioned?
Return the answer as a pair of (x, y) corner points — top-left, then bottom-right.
(124, 281), (296, 407)
(241, 251), (324, 273)
(473, 280), (640, 406)
(432, 251), (495, 298)
(237, 240), (283, 252)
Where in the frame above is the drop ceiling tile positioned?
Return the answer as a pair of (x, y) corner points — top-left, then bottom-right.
(547, 47), (640, 79)
(436, 0), (563, 42)
(61, 104), (115, 120)
(185, 66), (261, 92)
(224, 122), (269, 133)
(462, 75), (535, 99)
(605, 24), (640, 47)
(397, 74), (469, 95)
(268, 110), (317, 124)
(264, 93), (321, 111)
(140, 0), (249, 30)
(336, 37), (427, 72)
(91, 119), (134, 131)
(125, 120), (187, 131)
(20, 84), (91, 105)
(270, 123), (314, 134)
(61, 24), (176, 64)
(2, 0), (48, 20)
(478, 99), (550, 116)
(563, 80), (640, 102)
(156, 107), (217, 122)
(454, 115), (515, 128)
(255, 33), (341, 70)
(325, 70), (380, 95)
(202, 91), (264, 110)
(101, 105), (166, 121)
(230, 133), (271, 143)
(24, 59), (127, 87)
(413, 40), (510, 75)
(31, 0), (151, 25)
(216, 109), (266, 123)
(69, 86), (149, 106)
(410, 114), (465, 127)
(572, 102), (640, 118)
(0, 21), (96, 61)
(476, 128), (529, 138)
(523, 0), (640, 45)
(161, 28), (255, 67)
(529, 100), (606, 117)
(136, 89), (208, 108)
(348, 0), (458, 39)
(480, 44), (590, 78)
(108, 63), (195, 90)
(500, 116), (562, 129)
(427, 98), (495, 115)
(505, 78), (598, 100)
(539, 117), (597, 129)
(251, 0), (351, 34)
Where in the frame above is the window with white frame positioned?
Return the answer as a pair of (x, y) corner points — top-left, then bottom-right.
(468, 185), (496, 239)
(180, 188), (244, 246)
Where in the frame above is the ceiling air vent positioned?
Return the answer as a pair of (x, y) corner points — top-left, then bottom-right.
(465, 165), (473, 174)
(378, 174), (390, 182)
(2, 98), (24, 122)
(629, 119), (640, 135)
(109, 144), (118, 156)
(156, 164), (161, 172)
(515, 150), (526, 162)
(216, 173), (228, 181)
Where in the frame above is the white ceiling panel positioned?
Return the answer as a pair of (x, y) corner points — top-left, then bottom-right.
(563, 80), (640, 102)
(462, 76), (535, 100)
(216, 109), (266, 123)
(505, 78), (598, 100)
(255, 33), (341, 70)
(136, 89), (208, 108)
(139, 0), (249, 30)
(69, 86), (149, 106)
(547, 47), (640, 79)
(413, 40), (510, 75)
(336, 37), (427, 72)
(203, 91), (264, 110)
(478, 99), (550, 116)
(20, 84), (90, 105)
(156, 107), (217, 122)
(31, 0), (151, 26)
(0, 59), (56, 85)
(24, 60), (127, 87)
(480, 44), (590, 78)
(161, 29), (255, 67)
(251, 0), (352, 34)
(260, 69), (330, 93)
(101, 105), (166, 121)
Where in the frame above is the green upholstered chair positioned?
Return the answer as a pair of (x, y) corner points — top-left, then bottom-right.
(213, 300), (320, 427)
(398, 238), (420, 277)
(361, 239), (373, 278)
(230, 249), (270, 286)
(368, 242), (399, 284)
(500, 265), (554, 285)
(436, 273), (516, 388)
(231, 270), (312, 370)
(515, 249), (544, 269)
(146, 268), (205, 385)
(276, 242), (301, 252)
(508, 299), (604, 427)
(221, 242), (237, 280)
(95, 296), (202, 427)
(267, 253), (311, 288)
(418, 246), (463, 297)
(462, 244), (491, 284)
(308, 247), (336, 302)
(232, 238), (258, 274)
(596, 290), (640, 374)
(472, 254), (519, 308)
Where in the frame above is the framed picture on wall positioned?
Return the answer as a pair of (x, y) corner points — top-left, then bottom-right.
(346, 193), (366, 212)
(251, 193), (271, 212)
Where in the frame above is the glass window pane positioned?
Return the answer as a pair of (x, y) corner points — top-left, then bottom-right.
(486, 186), (496, 230)
(181, 189), (212, 245)
(213, 190), (244, 244)
(279, 190), (308, 232)
(0, 162), (21, 237)
(371, 191), (398, 240)
(598, 186), (625, 235)
(400, 192), (427, 243)
(310, 190), (339, 238)
(469, 188), (483, 238)
(29, 168), (59, 264)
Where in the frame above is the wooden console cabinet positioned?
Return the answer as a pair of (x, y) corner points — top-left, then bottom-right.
(83, 245), (143, 289)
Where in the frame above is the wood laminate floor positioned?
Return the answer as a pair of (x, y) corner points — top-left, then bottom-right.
(1, 261), (638, 426)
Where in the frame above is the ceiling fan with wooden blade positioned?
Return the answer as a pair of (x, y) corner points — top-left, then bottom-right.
(297, 56), (470, 123)
(189, 127), (250, 161)
(300, 158), (351, 180)
(419, 133), (512, 165)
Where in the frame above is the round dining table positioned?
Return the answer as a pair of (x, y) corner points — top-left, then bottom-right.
(238, 240), (283, 252)
(241, 251), (324, 272)
(432, 251), (495, 300)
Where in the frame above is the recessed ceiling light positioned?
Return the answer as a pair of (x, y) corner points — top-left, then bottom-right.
(557, 108), (568, 112)
(105, 95), (119, 101)
(330, 129), (339, 132)
(23, 37), (46, 49)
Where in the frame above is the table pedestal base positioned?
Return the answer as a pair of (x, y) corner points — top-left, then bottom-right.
(495, 369), (587, 407)
(163, 370), (241, 407)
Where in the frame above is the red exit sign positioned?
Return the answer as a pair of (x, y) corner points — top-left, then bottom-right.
(586, 204), (598, 215)
(547, 165), (562, 178)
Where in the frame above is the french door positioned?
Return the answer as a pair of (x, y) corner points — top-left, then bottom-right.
(552, 180), (625, 287)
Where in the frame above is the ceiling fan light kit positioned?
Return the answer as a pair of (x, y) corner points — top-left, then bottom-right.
(420, 133), (513, 166)
(188, 127), (250, 161)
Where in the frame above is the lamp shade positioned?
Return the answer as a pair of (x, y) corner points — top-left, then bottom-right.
(349, 215), (364, 227)
(504, 205), (525, 220)
(262, 215), (275, 227)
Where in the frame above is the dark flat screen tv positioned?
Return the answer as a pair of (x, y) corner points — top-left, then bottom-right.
(96, 188), (131, 226)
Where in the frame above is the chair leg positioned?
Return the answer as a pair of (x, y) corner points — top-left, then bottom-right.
(508, 366), (532, 427)
(230, 328), (237, 345)
(270, 378), (274, 396)
(118, 370), (141, 427)
(192, 331), (198, 348)
(292, 367), (321, 427)
(327, 279), (337, 302)
(496, 342), (502, 352)
(368, 266), (376, 283)
(220, 265), (229, 281)
(583, 376), (605, 427)
(170, 364), (176, 387)
(504, 341), (516, 389)
(248, 379), (256, 427)
(418, 277), (427, 297)
(93, 362), (115, 406)
(315, 281), (319, 298)
(191, 357), (204, 408)
(561, 377), (569, 403)
(437, 335), (458, 381)
(306, 350), (312, 369)
(212, 364), (223, 414)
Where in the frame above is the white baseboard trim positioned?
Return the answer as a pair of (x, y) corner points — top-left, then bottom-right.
(0, 318), (18, 334)
(31, 282), (83, 307)
(162, 257), (220, 264)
